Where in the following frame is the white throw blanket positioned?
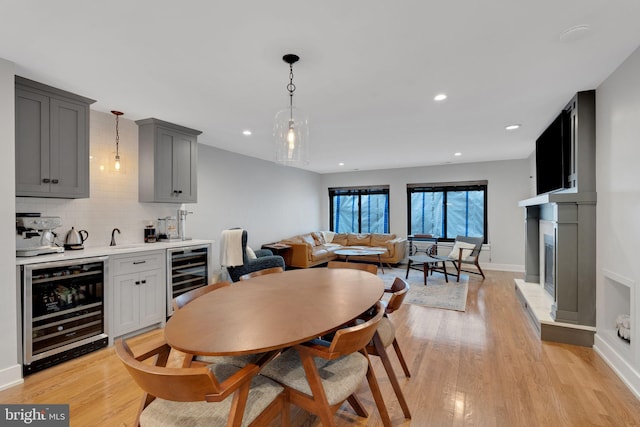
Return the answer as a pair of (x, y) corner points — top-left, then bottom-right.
(220, 229), (244, 267)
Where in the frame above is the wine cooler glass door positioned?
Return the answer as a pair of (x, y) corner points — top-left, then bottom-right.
(22, 256), (109, 374)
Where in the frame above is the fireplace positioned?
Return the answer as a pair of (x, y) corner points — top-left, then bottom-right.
(516, 90), (596, 346)
(543, 234), (555, 297)
(519, 192), (597, 333)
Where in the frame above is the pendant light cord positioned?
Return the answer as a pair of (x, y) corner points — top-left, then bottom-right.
(115, 114), (120, 157)
(287, 63), (296, 121)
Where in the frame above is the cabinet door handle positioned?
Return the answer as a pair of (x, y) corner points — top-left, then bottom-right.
(133, 261), (146, 265)
(140, 280), (147, 284)
(42, 178), (50, 183)
(177, 190), (183, 194)
(135, 281), (140, 285)
(51, 179), (59, 184)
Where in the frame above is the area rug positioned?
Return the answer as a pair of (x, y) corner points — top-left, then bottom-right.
(379, 266), (469, 311)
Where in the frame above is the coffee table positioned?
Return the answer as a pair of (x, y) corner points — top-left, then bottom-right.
(406, 254), (450, 286)
(334, 248), (386, 273)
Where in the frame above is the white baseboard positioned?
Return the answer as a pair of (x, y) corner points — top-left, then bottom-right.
(593, 334), (640, 400)
(0, 364), (23, 391)
(483, 263), (524, 272)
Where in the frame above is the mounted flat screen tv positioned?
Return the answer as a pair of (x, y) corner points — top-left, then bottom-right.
(535, 110), (571, 195)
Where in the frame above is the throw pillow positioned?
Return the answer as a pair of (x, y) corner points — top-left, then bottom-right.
(332, 233), (348, 245)
(301, 234), (316, 247)
(246, 246), (257, 260)
(448, 241), (476, 260)
(321, 230), (336, 243)
(347, 233), (371, 246)
(311, 232), (325, 245)
(370, 233), (394, 247)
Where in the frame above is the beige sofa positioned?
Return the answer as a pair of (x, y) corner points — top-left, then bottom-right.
(279, 232), (406, 269)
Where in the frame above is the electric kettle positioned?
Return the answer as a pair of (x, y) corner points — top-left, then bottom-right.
(64, 227), (88, 250)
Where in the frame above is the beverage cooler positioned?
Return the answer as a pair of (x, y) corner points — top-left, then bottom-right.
(19, 257), (108, 375)
(166, 244), (211, 316)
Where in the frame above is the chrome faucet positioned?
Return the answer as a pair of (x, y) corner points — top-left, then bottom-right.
(110, 228), (121, 246)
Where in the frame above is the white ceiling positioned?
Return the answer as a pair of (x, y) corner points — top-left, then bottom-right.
(2, 0), (640, 173)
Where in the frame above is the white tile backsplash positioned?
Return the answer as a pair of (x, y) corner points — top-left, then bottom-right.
(16, 110), (180, 248)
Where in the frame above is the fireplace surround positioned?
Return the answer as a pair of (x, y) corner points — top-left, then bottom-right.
(543, 233), (555, 297)
(516, 90), (597, 347)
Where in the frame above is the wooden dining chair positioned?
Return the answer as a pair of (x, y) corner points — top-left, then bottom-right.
(367, 277), (412, 419)
(115, 337), (288, 427)
(261, 301), (392, 427)
(171, 281), (231, 312)
(239, 266), (284, 281)
(326, 260), (378, 275)
(172, 281), (260, 369)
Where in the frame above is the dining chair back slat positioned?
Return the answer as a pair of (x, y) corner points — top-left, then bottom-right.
(261, 301), (392, 426)
(172, 282), (231, 311)
(115, 338), (286, 427)
(239, 266), (284, 281)
(115, 338), (222, 402)
(327, 261), (377, 275)
(368, 276), (412, 419)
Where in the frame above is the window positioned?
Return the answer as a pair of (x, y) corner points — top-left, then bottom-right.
(329, 186), (389, 233)
(407, 181), (487, 242)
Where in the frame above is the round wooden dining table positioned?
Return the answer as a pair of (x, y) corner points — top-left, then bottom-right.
(164, 268), (385, 356)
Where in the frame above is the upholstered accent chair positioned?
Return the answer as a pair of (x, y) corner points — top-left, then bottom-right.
(431, 235), (485, 281)
(115, 337), (287, 427)
(222, 229), (285, 282)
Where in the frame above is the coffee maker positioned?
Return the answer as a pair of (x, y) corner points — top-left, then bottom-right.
(16, 214), (65, 257)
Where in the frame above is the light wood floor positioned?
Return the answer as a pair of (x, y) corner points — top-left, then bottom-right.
(2, 270), (639, 426)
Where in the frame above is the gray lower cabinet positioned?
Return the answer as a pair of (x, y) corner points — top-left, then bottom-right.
(136, 118), (202, 203)
(15, 76), (95, 198)
(111, 251), (165, 337)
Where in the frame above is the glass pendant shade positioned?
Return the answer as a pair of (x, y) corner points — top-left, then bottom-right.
(274, 106), (309, 165)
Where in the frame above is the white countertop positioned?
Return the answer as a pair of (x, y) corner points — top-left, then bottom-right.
(16, 239), (214, 265)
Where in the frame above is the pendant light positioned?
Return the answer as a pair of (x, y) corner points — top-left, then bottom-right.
(274, 54), (309, 166)
(111, 110), (123, 171)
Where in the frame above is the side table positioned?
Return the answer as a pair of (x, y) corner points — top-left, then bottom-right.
(261, 243), (292, 267)
(406, 254), (450, 286)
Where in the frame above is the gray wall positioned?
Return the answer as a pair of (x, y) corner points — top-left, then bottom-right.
(186, 145), (323, 274)
(593, 45), (640, 397)
(0, 58), (19, 389)
(320, 159), (531, 270)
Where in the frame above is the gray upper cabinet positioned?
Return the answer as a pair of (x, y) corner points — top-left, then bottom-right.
(15, 76), (95, 198)
(136, 118), (201, 203)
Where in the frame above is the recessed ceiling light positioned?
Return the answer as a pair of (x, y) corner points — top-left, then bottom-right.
(454, 152), (462, 157)
(505, 124), (521, 131)
(559, 24), (591, 43)
(338, 162), (345, 166)
(242, 129), (252, 136)
(434, 93), (447, 102)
